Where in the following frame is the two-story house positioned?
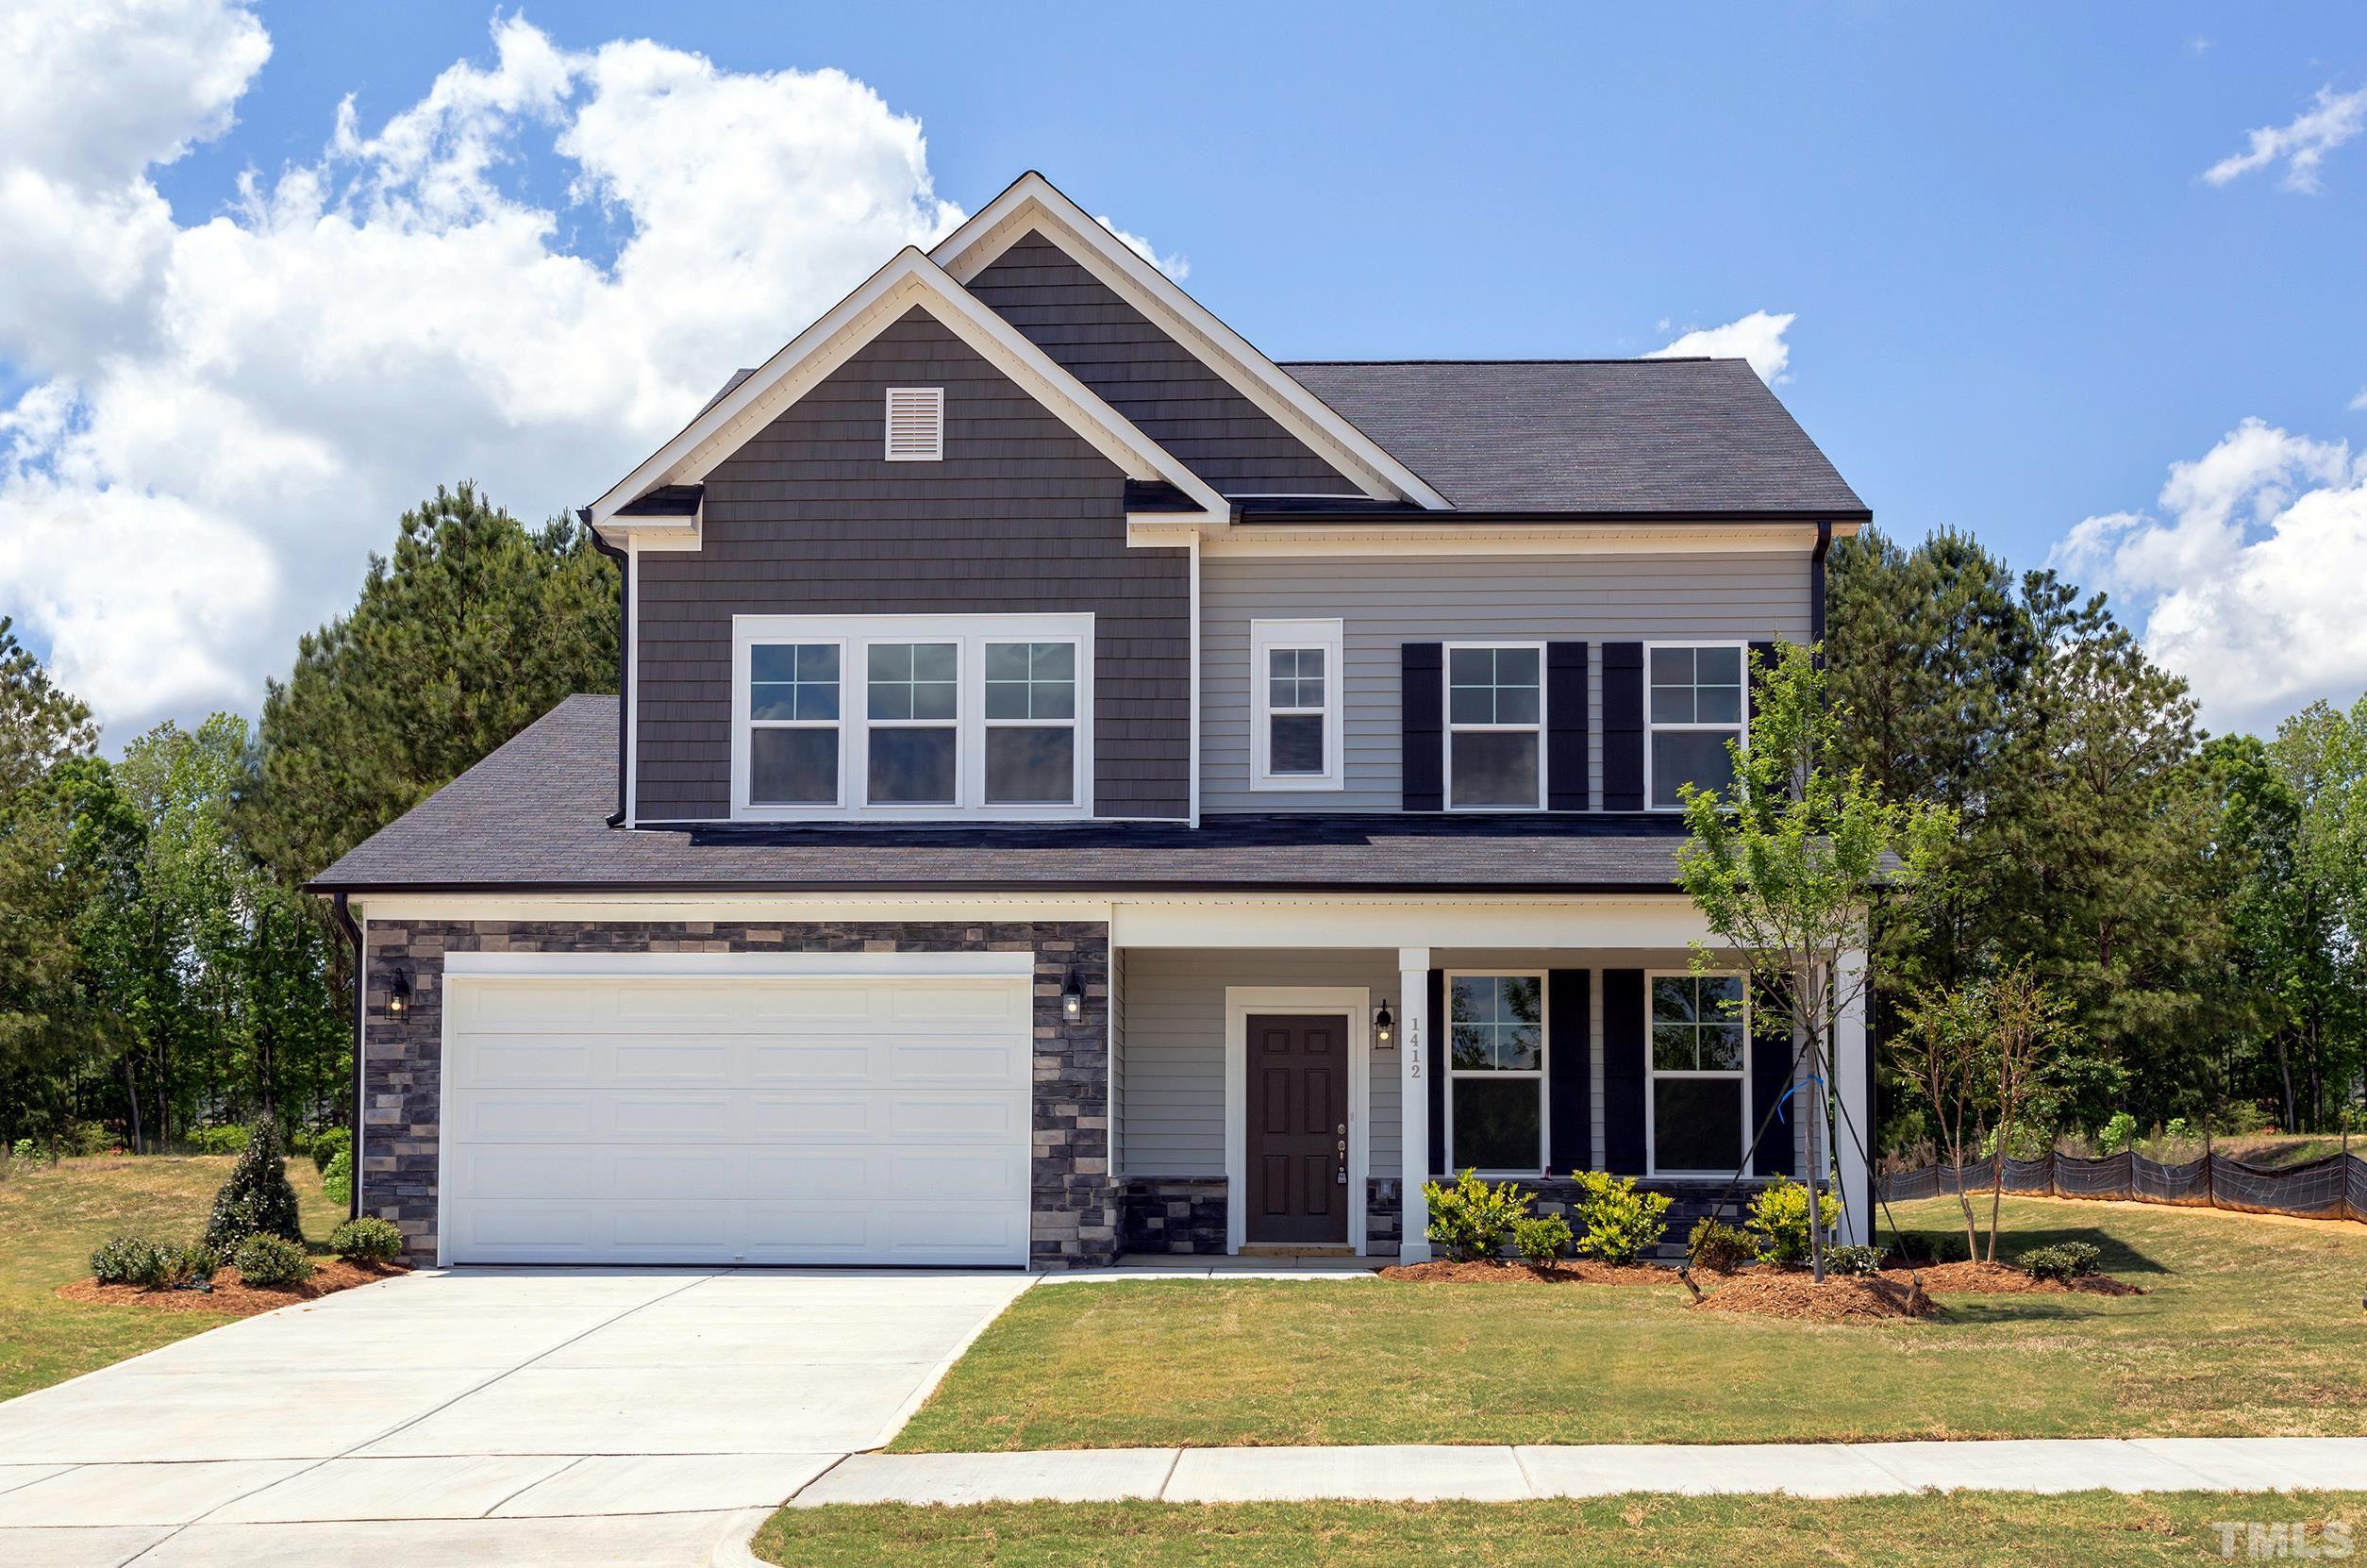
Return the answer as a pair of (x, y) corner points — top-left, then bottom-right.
(311, 174), (1875, 1271)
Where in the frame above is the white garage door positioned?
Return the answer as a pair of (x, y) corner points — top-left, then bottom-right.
(438, 957), (1034, 1266)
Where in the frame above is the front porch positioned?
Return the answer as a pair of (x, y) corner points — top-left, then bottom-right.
(1103, 907), (1869, 1262)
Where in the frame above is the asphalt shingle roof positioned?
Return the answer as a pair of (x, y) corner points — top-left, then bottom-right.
(310, 696), (1702, 894)
(1279, 358), (1868, 518)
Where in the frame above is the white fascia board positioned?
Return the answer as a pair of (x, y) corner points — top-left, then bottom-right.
(443, 950), (1035, 978)
(1198, 523), (1836, 558)
(933, 175), (1453, 512)
(584, 247), (1226, 533)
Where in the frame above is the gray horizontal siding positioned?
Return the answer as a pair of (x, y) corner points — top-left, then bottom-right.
(1118, 948), (1402, 1179)
(1199, 553), (1813, 813)
(634, 307), (1190, 821)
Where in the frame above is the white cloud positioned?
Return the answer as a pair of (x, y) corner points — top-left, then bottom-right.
(1647, 310), (1795, 385)
(0, 6), (987, 741)
(2054, 418), (2367, 733)
(2350, 386), (2367, 412)
(2202, 82), (2367, 192)
(1095, 216), (1187, 281)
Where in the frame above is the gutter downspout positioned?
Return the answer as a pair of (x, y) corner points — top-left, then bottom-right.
(1809, 519), (1832, 647)
(584, 509), (630, 828)
(331, 892), (364, 1223)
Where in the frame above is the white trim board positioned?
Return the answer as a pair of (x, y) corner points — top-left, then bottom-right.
(932, 173), (1450, 512)
(583, 245), (1226, 531)
(1223, 986), (1372, 1256)
(441, 950), (1036, 978)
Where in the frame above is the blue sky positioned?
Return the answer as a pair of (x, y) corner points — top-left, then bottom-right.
(5, 2), (2365, 741)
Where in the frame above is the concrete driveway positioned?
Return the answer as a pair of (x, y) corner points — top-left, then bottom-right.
(0, 1267), (1032, 1567)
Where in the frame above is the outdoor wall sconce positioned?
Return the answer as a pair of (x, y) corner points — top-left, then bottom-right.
(1060, 969), (1085, 1025)
(384, 965), (413, 1019)
(1375, 999), (1395, 1049)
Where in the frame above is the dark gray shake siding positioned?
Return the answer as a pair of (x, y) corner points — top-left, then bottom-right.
(965, 234), (1361, 497)
(360, 917), (1117, 1269)
(634, 307), (1190, 821)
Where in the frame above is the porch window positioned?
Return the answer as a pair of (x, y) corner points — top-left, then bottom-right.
(1647, 643), (1745, 809)
(1648, 973), (1747, 1175)
(1446, 644), (1543, 809)
(1252, 618), (1342, 789)
(1447, 973), (1545, 1172)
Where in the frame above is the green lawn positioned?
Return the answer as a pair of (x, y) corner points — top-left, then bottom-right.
(892, 1197), (2367, 1451)
(757, 1493), (2367, 1567)
(0, 1152), (342, 1402)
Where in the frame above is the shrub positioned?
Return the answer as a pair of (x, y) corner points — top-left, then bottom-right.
(232, 1234), (314, 1287)
(2019, 1242), (2102, 1282)
(321, 1148), (354, 1208)
(1422, 1170), (1531, 1261)
(1567, 1171), (1672, 1265)
(188, 1124), (251, 1157)
(310, 1126), (350, 1174)
(1512, 1214), (1573, 1266)
(2098, 1111), (2139, 1157)
(330, 1216), (405, 1264)
(155, 1242), (220, 1289)
(1885, 1230), (1968, 1267)
(2164, 1116), (2192, 1143)
(1826, 1243), (1885, 1277)
(92, 1236), (163, 1285)
(10, 1137), (42, 1165)
(1686, 1217), (1759, 1273)
(203, 1121), (304, 1250)
(67, 1121), (115, 1157)
(1745, 1176), (1842, 1266)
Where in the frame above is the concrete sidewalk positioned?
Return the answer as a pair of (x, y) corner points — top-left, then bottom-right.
(787, 1437), (2367, 1508)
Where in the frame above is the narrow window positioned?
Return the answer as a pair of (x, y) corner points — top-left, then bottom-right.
(1446, 974), (1546, 1172)
(983, 641), (1078, 805)
(866, 642), (958, 804)
(1446, 644), (1542, 809)
(1252, 618), (1342, 789)
(1647, 644), (1745, 809)
(746, 642), (840, 805)
(1649, 973), (1747, 1175)
(884, 387), (944, 461)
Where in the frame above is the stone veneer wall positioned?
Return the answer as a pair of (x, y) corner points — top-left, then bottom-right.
(1119, 1177), (1227, 1254)
(359, 918), (1115, 1270)
(1365, 1177), (1403, 1256)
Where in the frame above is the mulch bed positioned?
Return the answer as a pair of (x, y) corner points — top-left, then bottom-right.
(1378, 1258), (1678, 1286)
(1693, 1271), (1938, 1322)
(1893, 1260), (2143, 1296)
(58, 1258), (407, 1317)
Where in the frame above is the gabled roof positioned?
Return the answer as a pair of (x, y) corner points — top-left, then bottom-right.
(1277, 359), (1870, 519)
(310, 696), (1702, 894)
(931, 173), (1452, 511)
(584, 247), (1229, 531)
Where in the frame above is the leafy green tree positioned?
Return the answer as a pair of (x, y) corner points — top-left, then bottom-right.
(244, 483), (617, 886)
(1675, 644), (1957, 1276)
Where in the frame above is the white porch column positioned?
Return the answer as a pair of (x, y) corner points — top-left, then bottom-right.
(1832, 946), (1872, 1245)
(1397, 946), (1431, 1263)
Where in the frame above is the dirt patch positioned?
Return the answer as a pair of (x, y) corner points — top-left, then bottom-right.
(58, 1258), (406, 1317)
(1694, 1270), (1938, 1322)
(1900, 1260), (2142, 1296)
(1378, 1258), (1679, 1287)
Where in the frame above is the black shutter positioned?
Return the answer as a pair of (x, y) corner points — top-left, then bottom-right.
(1402, 643), (1443, 812)
(1602, 642), (1643, 810)
(1602, 968), (1647, 1174)
(1751, 977), (1796, 1176)
(1545, 642), (1589, 811)
(1425, 968), (1447, 1176)
(1547, 969), (1592, 1173)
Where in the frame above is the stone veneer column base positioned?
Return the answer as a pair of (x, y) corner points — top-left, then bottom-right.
(361, 918), (1117, 1270)
(1119, 1176), (1228, 1254)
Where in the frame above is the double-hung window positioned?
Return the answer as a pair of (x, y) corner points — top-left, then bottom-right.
(1445, 973), (1546, 1173)
(1646, 643), (1745, 809)
(1445, 643), (1543, 809)
(733, 614), (1091, 819)
(1251, 618), (1342, 789)
(1647, 973), (1748, 1176)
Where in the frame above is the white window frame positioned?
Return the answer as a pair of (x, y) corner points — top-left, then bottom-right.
(883, 386), (944, 461)
(742, 637), (850, 809)
(1442, 641), (1547, 811)
(731, 612), (1092, 822)
(1442, 970), (1549, 1176)
(1250, 617), (1343, 791)
(1643, 969), (1751, 1178)
(1642, 640), (1749, 813)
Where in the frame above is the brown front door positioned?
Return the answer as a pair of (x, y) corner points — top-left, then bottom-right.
(1245, 1014), (1350, 1244)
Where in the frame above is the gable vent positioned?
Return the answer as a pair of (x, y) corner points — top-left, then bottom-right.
(884, 387), (944, 461)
